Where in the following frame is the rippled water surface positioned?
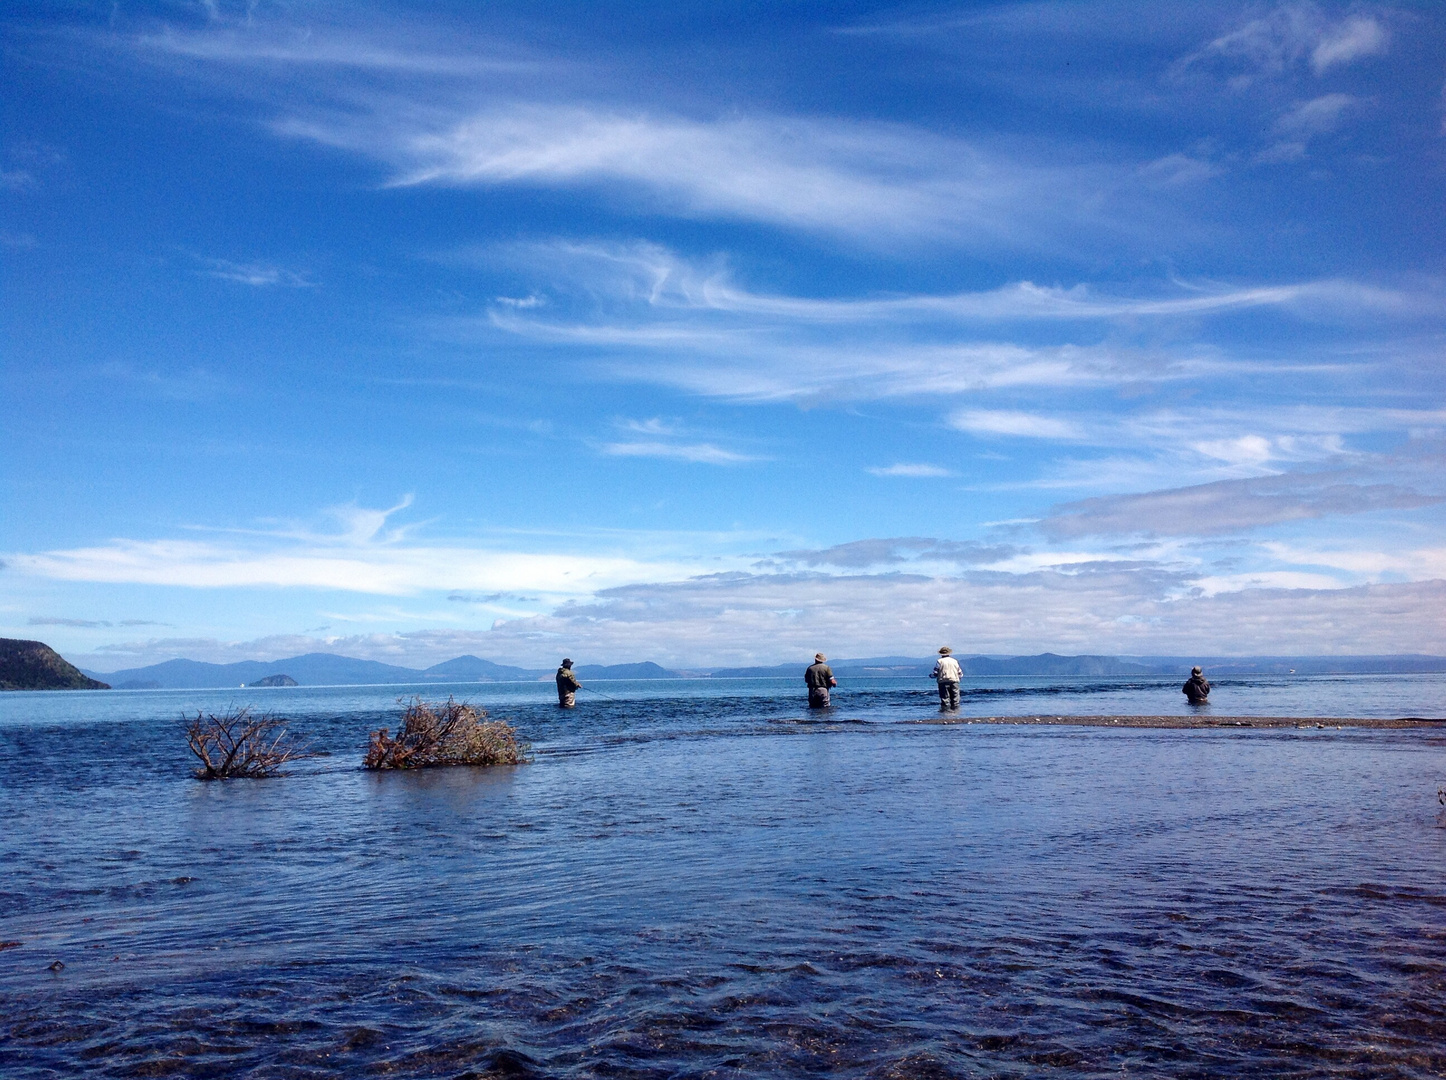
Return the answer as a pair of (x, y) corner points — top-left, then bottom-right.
(3, 676), (1445, 1077)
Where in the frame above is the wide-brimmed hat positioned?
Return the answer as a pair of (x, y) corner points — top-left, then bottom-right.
(938, 646), (952, 655)
(1191, 666), (1202, 674)
(814, 653), (826, 662)
(562, 658), (573, 668)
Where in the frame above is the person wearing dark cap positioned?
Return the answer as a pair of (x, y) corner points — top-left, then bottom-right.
(805, 653), (836, 709)
(1183, 666), (1210, 705)
(556, 658), (581, 708)
(932, 646), (962, 710)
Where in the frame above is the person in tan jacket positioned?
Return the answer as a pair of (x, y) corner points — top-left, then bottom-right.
(932, 646), (962, 709)
(556, 658), (581, 708)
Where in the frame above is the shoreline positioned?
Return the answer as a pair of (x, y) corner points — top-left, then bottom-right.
(915, 714), (1446, 729)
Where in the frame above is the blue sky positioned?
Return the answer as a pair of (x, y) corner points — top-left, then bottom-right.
(3, 0), (1444, 670)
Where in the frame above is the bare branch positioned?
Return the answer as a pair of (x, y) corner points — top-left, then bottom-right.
(182, 707), (312, 780)
(364, 697), (527, 770)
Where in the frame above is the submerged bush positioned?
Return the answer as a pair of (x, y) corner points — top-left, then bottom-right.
(364, 697), (526, 769)
(184, 707), (311, 780)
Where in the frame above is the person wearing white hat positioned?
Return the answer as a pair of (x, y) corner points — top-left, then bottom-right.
(804, 653), (836, 709)
(931, 646), (962, 710)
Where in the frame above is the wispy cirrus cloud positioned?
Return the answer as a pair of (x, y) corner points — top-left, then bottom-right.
(867, 463), (954, 478)
(950, 410), (1085, 440)
(200, 257), (316, 287)
(600, 441), (758, 465)
(1275, 92), (1357, 138)
(108, 15), (1236, 251)
(1178, 5), (1388, 82)
(774, 537), (1019, 569)
(5, 536), (705, 597)
(277, 103), (1139, 249)
(1042, 472), (1441, 539)
(597, 417), (761, 464)
(480, 239), (1428, 323)
(468, 240), (1435, 407)
(134, 22), (540, 77)
(27, 616), (170, 629)
(1260, 91), (1359, 160)
(1310, 14), (1389, 72)
(2, 501), (762, 599)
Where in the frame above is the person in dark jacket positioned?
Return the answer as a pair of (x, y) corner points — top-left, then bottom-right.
(805, 653), (836, 709)
(1183, 666), (1210, 705)
(556, 658), (581, 708)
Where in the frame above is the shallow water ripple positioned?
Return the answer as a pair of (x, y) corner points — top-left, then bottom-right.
(2, 686), (1445, 1077)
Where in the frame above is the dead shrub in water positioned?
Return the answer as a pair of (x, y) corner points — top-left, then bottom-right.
(184, 707), (311, 780)
(364, 697), (526, 769)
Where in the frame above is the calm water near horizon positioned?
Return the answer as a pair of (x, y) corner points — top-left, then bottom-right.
(3, 674), (1445, 1077)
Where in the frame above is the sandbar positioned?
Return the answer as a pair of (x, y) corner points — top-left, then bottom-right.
(916, 714), (1446, 729)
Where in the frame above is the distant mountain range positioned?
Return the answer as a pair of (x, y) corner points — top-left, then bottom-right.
(79, 653), (685, 690)
(74, 650), (1446, 690)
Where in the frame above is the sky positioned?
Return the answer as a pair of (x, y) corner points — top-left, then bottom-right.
(2, 0), (1444, 671)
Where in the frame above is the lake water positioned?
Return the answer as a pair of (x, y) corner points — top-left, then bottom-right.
(3, 675), (1445, 1077)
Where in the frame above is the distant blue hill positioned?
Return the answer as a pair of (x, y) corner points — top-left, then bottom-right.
(573, 661), (678, 680)
(85, 652), (550, 689)
(416, 655), (544, 681)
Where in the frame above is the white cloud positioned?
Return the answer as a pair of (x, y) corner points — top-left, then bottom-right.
(1311, 16), (1388, 73)
(1275, 93), (1356, 137)
(1188, 433), (1345, 468)
(1042, 473), (1441, 539)
(1261, 541), (1446, 579)
(599, 441), (758, 465)
(5, 538), (684, 597)
(136, 23), (537, 77)
(200, 257), (315, 287)
(58, 564), (1446, 669)
(465, 240), (1436, 407)
(486, 240), (1427, 323)
(1182, 7), (1388, 82)
(327, 496), (416, 544)
(476, 570), (1446, 662)
(774, 537), (1018, 569)
(950, 410), (1084, 440)
(867, 463), (955, 477)
(1137, 152), (1222, 188)
(596, 417), (760, 463)
(271, 104), (1134, 248)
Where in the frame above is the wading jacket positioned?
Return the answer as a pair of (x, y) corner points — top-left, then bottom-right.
(805, 662), (835, 690)
(1183, 674), (1210, 702)
(931, 656), (962, 683)
(556, 666), (580, 693)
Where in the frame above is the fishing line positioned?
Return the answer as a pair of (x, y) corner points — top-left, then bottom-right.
(579, 685), (622, 702)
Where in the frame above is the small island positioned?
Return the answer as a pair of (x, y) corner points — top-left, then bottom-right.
(0, 638), (110, 691)
(248, 674), (298, 687)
